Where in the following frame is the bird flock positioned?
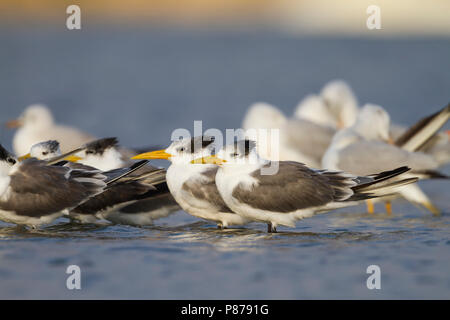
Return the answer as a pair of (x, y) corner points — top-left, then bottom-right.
(1, 79), (449, 232)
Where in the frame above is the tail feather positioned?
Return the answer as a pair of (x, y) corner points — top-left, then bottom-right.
(104, 160), (149, 186)
(352, 166), (410, 191)
(346, 166), (418, 202)
(347, 178), (419, 202)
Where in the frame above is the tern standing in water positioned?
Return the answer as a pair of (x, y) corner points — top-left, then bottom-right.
(20, 139), (179, 226)
(132, 136), (250, 229)
(0, 144), (107, 228)
(199, 140), (417, 233)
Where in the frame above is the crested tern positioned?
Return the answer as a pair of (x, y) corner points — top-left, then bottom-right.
(198, 139), (416, 233)
(21, 139), (180, 226)
(0, 144), (107, 228)
(132, 136), (250, 228)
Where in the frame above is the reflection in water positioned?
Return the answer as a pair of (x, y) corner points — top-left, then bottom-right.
(0, 207), (447, 245)
(1, 206), (450, 300)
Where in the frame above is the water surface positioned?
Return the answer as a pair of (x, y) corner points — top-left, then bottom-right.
(0, 27), (449, 299)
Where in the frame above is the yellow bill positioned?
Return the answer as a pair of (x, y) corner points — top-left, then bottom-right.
(64, 155), (82, 162)
(18, 153), (31, 161)
(191, 155), (226, 165)
(131, 149), (172, 160)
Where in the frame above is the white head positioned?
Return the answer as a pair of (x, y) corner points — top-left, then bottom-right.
(294, 94), (337, 128)
(197, 140), (266, 175)
(132, 136), (216, 166)
(218, 139), (260, 164)
(8, 104), (55, 130)
(0, 144), (18, 177)
(77, 138), (124, 171)
(320, 80), (359, 129)
(353, 104), (391, 142)
(242, 102), (287, 131)
(29, 140), (61, 160)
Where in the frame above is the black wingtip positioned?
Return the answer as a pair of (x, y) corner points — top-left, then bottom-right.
(353, 166), (411, 192)
(370, 166), (411, 180)
(129, 159), (149, 170)
(105, 159), (149, 186)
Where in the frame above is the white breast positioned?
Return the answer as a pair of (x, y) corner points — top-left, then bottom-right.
(166, 164), (217, 219)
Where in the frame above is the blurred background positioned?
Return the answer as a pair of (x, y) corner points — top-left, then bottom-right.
(1, 0), (450, 300)
(0, 0), (449, 151)
(2, 0), (450, 35)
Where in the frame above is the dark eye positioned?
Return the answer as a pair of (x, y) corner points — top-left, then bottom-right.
(179, 147), (185, 152)
(42, 151), (48, 156)
(231, 152), (239, 157)
(7, 157), (16, 165)
(86, 150), (94, 155)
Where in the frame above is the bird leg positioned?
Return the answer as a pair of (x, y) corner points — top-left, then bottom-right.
(217, 223), (223, 230)
(267, 223), (277, 233)
(366, 200), (375, 214)
(385, 201), (392, 215)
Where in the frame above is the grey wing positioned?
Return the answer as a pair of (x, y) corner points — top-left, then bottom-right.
(71, 180), (154, 215)
(64, 162), (99, 171)
(232, 161), (345, 213)
(182, 167), (232, 213)
(0, 159), (105, 217)
(283, 119), (335, 163)
(119, 192), (180, 214)
(73, 162), (171, 214)
(336, 141), (438, 176)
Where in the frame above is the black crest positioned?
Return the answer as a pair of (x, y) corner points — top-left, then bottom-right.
(234, 139), (256, 156)
(84, 137), (119, 155)
(43, 140), (60, 153)
(0, 144), (10, 161)
(189, 136), (215, 153)
(0, 144), (16, 164)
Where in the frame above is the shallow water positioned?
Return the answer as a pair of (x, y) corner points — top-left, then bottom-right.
(0, 27), (449, 299)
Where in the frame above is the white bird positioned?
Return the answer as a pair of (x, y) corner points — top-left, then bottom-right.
(296, 81), (450, 170)
(322, 104), (448, 215)
(242, 80), (359, 168)
(0, 144), (107, 228)
(198, 140), (416, 233)
(132, 136), (250, 228)
(7, 104), (95, 156)
(242, 102), (335, 167)
(74, 137), (130, 171)
(294, 79), (359, 130)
